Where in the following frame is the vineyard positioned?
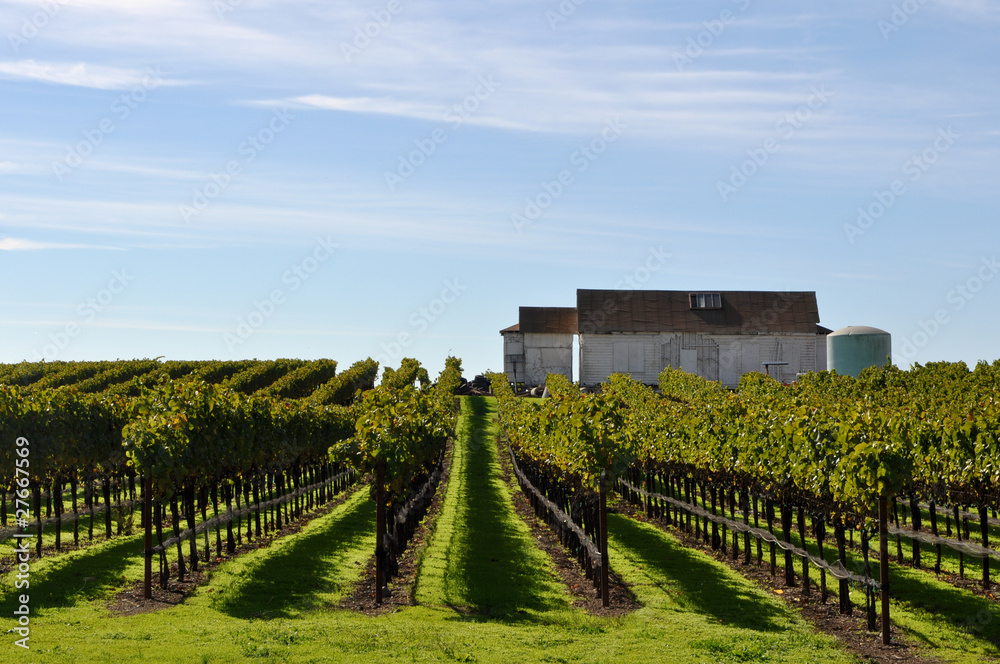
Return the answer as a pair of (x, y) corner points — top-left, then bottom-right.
(489, 361), (1000, 650)
(1, 357), (999, 663)
(0, 356), (456, 606)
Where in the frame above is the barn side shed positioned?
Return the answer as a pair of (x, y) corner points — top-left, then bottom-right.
(500, 306), (577, 386)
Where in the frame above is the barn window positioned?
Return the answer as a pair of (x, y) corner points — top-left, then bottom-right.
(689, 293), (722, 309)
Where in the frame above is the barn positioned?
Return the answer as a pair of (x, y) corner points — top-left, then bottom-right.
(500, 307), (577, 386)
(576, 289), (830, 387)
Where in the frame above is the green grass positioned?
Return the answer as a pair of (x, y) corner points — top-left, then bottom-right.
(414, 395), (569, 618)
(632, 475), (1000, 663)
(205, 487), (375, 619)
(1, 396), (992, 663)
(0, 491), (143, 558)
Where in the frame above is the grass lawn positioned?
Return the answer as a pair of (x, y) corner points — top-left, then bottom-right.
(0, 396), (994, 663)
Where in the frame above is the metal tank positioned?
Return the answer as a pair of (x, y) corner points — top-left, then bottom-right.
(826, 326), (892, 377)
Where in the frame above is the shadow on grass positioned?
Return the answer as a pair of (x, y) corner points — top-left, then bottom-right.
(608, 514), (789, 632)
(439, 396), (567, 621)
(891, 565), (1000, 649)
(214, 491), (374, 620)
(0, 536), (144, 613)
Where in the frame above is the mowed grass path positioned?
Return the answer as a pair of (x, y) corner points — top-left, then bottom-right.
(414, 395), (569, 616)
(0, 395), (870, 663)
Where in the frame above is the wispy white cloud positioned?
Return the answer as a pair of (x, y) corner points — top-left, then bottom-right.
(0, 160), (41, 174)
(278, 95), (444, 122)
(0, 237), (124, 251)
(0, 60), (182, 90)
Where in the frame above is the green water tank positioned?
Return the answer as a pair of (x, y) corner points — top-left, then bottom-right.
(827, 326), (892, 378)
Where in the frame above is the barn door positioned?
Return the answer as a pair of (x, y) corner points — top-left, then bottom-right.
(661, 336), (679, 372)
(697, 341), (719, 382)
(680, 334), (719, 382)
(613, 343), (630, 373)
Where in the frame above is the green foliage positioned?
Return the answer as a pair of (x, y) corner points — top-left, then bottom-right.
(433, 356), (464, 398)
(491, 362), (1000, 527)
(188, 359), (259, 384)
(309, 358), (379, 406)
(123, 377), (355, 493)
(256, 359), (339, 399)
(26, 361), (110, 390)
(0, 384), (124, 485)
(338, 359), (459, 500)
(0, 357), (456, 505)
(0, 361), (50, 387)
(222, 358), (309, 394)
(379, 357), (431, 391)
(71, 359), (162, 393)
(490, 372), (635, 491)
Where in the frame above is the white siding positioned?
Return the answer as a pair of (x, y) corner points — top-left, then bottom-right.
(581, 333), (660, 385)
(522, 332), (574, 385)
(581, 332), (826, 387)
(503, 332), (526, 383)
(816, 335), (828, 372)
(738, 342), (760, 382)
(680, 348), (698, 374)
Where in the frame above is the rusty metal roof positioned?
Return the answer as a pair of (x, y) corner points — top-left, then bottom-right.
(518, 307), (578, 334)
(576, 290), (821, 335)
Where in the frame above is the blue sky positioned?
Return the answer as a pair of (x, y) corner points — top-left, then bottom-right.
(1, 0), (998, 379)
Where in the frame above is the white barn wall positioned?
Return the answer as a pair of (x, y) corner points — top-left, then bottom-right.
(581, 332), (826, 387)
(522, 332), (573, 384)
(816, 336), (828, 372)
(502, 331), (525, 383)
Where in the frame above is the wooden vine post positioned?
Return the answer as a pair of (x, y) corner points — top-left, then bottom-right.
(375, 460), (385, 605)
(599, 471), (609, 608)
(143, 477), (152, 599)
(980, 506), (990, 590)
(878, 495), (891, 646)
